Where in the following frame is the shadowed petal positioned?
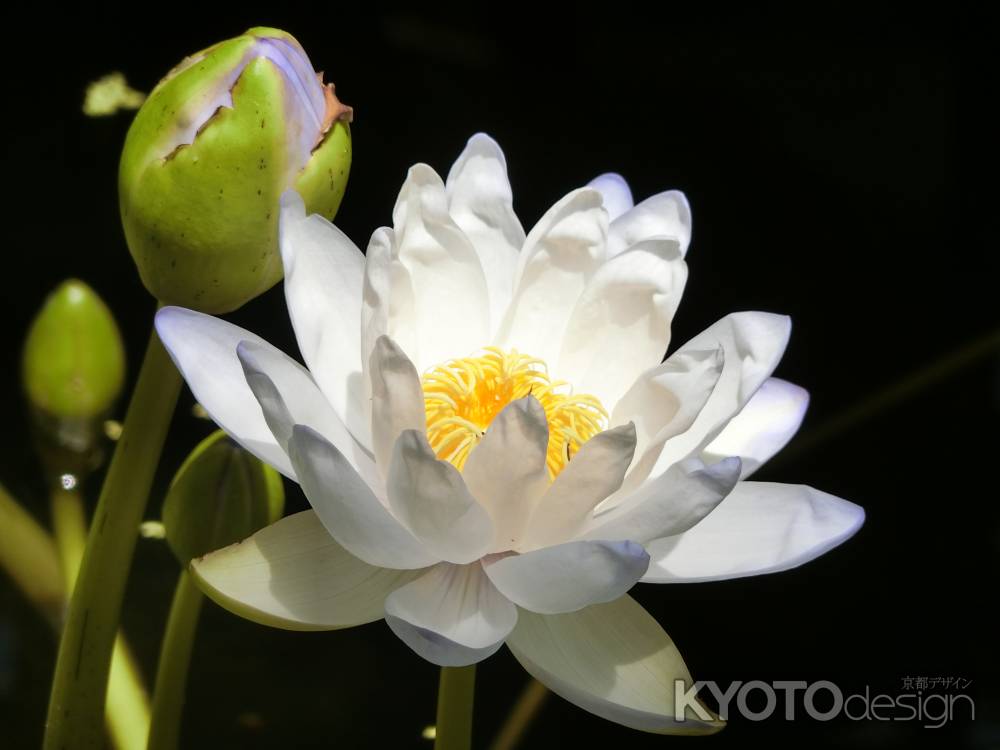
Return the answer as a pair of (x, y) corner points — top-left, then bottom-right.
(522, 424), (636, 549)
(581, 457), (742, 544)
(607, 190), (692, 257)
(462, 397), (550, 551)
(702, 377), (809, 478)
(494, 188), (608, 365)
(279, 191), (369, 447)
(236, 340), (377, 488)
(642, 481), (865, 583)
(557, 238), (687, 408)
(482, 540), (648, 614)
(388, 430), (494, 564)
(617, 312), (790, 499)
(287, 425), (438, 570)
(384, 563), (518, 666)
(191, 510), (423, 630)
(369, 336), (427, 475)
(154, 307), (300, 478)
(506, 596), (723, 734)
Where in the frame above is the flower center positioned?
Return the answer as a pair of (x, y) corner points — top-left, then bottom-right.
(421, 348), (608, 478)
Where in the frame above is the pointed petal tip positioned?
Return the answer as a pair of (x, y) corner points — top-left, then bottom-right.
(587, 172), (634, 220)
(466, 131), (504, 155)
(772, 377), (810, 408)
(405, 162), (444, 186)
(153, 304), (192, 335)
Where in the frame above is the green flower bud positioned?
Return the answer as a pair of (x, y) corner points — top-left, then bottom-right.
(22, 280), (126, 465)
(120, 27), (353, 313)
(162, 430), (285, 565)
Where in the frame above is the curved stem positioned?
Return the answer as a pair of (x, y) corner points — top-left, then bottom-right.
(51, 486), (152, 750)
(488, 679), (549, 750)
(45, 322), (181, 750)
(105, 638), (152, 750)
(434, 665), (477, 750)
(147, 570), (204, 750)
(0, 481), (64, 626)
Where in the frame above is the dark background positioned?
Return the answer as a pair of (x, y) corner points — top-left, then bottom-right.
(1, 5), (996, 749)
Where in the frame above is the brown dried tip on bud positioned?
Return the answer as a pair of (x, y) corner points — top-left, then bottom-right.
(318, 75), (354, 139)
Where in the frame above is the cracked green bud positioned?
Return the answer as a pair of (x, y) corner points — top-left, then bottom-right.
(162, 431), (284, 565)
(120, 27), (352, 313)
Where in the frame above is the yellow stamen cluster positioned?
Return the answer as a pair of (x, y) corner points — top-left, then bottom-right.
(421, 347), (608, 478)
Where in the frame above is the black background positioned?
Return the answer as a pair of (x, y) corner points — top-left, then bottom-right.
(1, 5), (996, 749)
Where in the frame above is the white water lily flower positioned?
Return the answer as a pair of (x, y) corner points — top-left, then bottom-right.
(155, 133), (864, 734)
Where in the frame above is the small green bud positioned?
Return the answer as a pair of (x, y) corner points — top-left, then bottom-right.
(120, 27), (353, 313)
(22, 280), (126, 468)
(162, 431), (285, 565)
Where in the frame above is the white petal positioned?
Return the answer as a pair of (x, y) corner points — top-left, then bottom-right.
(642, 481), (865, 583)
(609, 346), (724, 502)
(581, 457), (742, 544)
(702, 378), (809, 478)
(494, 188), (608, 365)
(279, 191), (369, 448)
(236, 340), (378, 488)
(361, 226), (421, 374)
(462, 397), (550, 551)
(391, 163), (490, 370)
(482, 540), (648, 614)
(587, 173), (634, 220)
(361, 227), (392, 362)
(369, 336), (427, 476)
(384, 563), (518, 667)
(154, 307), (290, 477)
(387, 430), (494, 564)
(287, 425), (438, 570)
(626, 312), (791, 493)
(506, 596), (723, 734)
(445, 133), (525, 329)
(191, 510), (421, 630)
(607, 190), (692, 257)
(522, 424), (636, 550)
(556, 239), (687, 408)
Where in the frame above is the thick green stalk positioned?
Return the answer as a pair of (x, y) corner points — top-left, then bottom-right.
(147, 570), (204, 750)
(434, 665), (477, 750)
(44, 323), (181, 749)
(51, 486), (151, 750)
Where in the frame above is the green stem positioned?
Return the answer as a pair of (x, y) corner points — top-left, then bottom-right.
(0, 481), (64, 627)
(50, 487), (88, 590)
(147, 570), (204, 750)
(105, 638), (152, 750)
(51, 486), (152, 750)
(488, 679), (549, 750)
(44, 322), (181, 750)
(434, 665), (477, 750)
